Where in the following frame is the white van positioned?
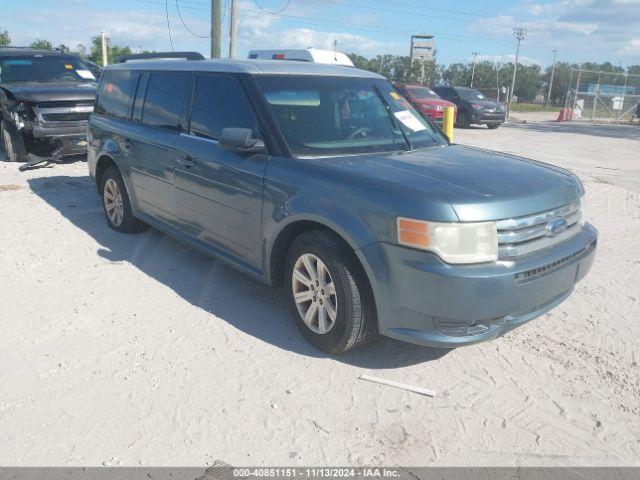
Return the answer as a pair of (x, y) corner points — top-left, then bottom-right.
(247, 48), (354, 67)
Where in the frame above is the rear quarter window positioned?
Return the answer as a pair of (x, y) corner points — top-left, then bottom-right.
(95, 70), (137, 120)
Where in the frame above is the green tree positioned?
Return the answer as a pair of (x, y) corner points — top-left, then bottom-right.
(57, 44), (70, 53)
(442, 63), (470, 86)
(542, 62), (579, 105)
(30, 39), (53, 50)
(89, 36), (133, 64)
(627, 65), (640, 76)
(0, 28), (10, 47)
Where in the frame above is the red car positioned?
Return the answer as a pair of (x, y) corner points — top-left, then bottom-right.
(394, 84), (456, 125)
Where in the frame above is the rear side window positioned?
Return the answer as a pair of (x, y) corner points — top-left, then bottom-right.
(141, 73), (192, 131)
(95, 70), (137, 120)
(189, 75), (259, 140)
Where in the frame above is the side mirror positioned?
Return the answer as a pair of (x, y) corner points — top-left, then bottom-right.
(219, 128), (265, 153)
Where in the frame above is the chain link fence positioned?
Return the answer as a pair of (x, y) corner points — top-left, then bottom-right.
(564, 69), (640, 122)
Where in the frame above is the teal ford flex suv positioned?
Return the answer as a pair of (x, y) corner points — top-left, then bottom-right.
(88, 59), (597, 354)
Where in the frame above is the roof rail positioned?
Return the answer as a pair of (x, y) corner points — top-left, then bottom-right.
(0, 46), (66, 52)
(115, 51), (205, 63)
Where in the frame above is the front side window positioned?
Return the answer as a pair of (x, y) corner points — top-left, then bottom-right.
(95, 70), (137, 120)
(0, 55), (96, 83)
(257, 75), (446, 157)
(189, 75), (259, 140)
(141, 73), (192, 131)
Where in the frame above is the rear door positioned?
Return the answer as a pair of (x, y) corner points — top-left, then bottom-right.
(173, 74), (267, 271)
(127, 71), (193, 231)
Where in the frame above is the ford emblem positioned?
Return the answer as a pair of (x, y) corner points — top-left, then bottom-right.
(546, 217), (568, 237)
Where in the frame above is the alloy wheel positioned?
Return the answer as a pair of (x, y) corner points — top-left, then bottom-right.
(103, 178), (124, 227)
(292, 253), (338, 334)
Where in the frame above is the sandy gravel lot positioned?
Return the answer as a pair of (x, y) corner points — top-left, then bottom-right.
(0, 121), (639, 467)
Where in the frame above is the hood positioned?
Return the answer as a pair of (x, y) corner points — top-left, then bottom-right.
(415, 98), (455, 109)
(468, 99), (503, 110)
(1, 81), (97, 103)
(326, 144), (582, 222)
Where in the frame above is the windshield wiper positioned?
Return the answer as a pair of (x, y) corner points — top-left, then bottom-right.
(373, 85), (412, 151)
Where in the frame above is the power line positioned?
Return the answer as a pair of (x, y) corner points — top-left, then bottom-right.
(253, 0), (293, 14)
(308, 0), (588, 34)
(164, 0), (175, 50)
(176, 0), (210, 37)
(131, 0), (571, 50)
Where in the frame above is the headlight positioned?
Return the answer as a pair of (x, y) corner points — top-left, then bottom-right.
(472, 103), (483, 110)
(397, 217), (498, 264)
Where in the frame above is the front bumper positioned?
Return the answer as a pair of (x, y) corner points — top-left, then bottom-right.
(472, 111), (505, 124)
(357, 223), (597, 348)
(30, 120), (88, 139)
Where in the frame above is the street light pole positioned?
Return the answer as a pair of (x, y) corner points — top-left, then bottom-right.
(507, 27), (527, 120)
(470, 52), (479, 88)
(210, 0), (221, 58)
(229, 0), (237, 59)
(547, 49), (557, 105)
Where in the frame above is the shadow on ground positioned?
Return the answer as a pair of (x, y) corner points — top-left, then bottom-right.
(27, 174), (448, 369)
(504, 121), (640, 140)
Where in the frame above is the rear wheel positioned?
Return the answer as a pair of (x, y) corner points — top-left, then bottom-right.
(285, 230), (377, 354)
(100, 166), (148, 233)
(487, 123), (500, 129)
(1, 120), (27, 162)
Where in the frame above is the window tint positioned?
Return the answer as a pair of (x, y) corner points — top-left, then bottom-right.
(189, 75), (259, 140)
(95, 70), (137, 120)
(141, 73), (192, 131)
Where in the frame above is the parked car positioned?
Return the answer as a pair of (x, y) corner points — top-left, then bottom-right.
(248, 48), (354, 67)
(0, 47), (97, 162)
(394, 83), (456, 125)
(88, 59), (597, 354)
(432, 86), (505, 129)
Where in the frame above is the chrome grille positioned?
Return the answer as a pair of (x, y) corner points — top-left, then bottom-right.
(497, 201), (582, 259)
(34, 101), (94, 123)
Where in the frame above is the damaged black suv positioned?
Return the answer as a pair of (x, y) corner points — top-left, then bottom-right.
(0, 47), (97, 163)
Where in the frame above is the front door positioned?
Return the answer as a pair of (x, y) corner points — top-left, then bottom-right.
(173, 74), (267, 271)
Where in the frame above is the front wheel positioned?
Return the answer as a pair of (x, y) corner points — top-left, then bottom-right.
(487, 123), (500, 129)
(1, 120), (27, 162)
(456, 111), (471, 128)
(285, 230), (377, 354)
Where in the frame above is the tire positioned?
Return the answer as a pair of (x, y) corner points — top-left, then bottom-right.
(1, 120), (27, 162)
(487, 123), (500, 129)
(456, 110), (471, 128)
(284, 230), (378, 354)
(100, 166), (148, 233)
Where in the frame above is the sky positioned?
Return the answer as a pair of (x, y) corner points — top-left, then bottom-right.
(3, 0), (640, 68)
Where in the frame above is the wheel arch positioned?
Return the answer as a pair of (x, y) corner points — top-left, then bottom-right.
(268, 216), (372, 291)
(94, 154), (118, 192)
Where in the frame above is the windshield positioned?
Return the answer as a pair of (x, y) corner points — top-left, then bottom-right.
(457, 88), (486, 101)
(257, 76), (446, 157)
(0, 55), (96, 83)
(406, 86), (440, 100)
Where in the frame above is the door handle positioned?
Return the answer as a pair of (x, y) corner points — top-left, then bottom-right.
(176, 154), (196, 168)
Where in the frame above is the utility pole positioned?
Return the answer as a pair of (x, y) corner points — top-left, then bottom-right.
(100, 31), (108, 66)
(507, 27), (527, 120)
(228, 0), (237, 59)
(470, 52), (479, 88)
(211, 0), (221, 58)
(546, 49), (557, 105)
